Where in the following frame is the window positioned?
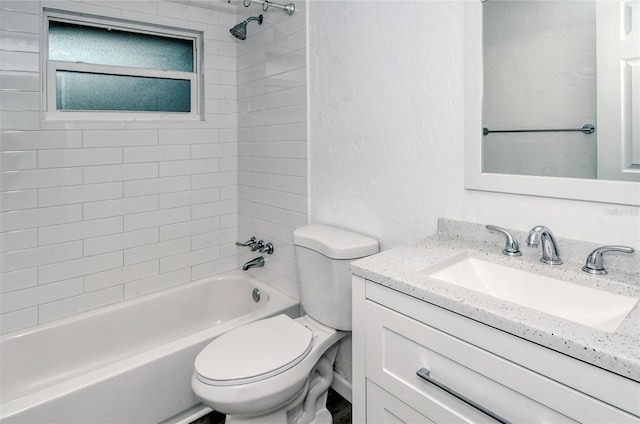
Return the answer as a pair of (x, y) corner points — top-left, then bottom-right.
(44, 11), (202, 120)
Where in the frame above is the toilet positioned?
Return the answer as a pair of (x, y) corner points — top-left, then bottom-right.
(191, 224), (379, 423)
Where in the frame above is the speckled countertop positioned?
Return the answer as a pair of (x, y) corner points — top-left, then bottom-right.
(351, 219), (640, 382)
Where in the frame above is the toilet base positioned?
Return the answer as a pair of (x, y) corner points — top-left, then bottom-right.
(223, 345), (340, 424)
(226, 409), (287, 424)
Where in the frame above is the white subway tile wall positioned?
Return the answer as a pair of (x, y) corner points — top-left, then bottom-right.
(236, 5), (307, 299)
(0, 0), (261, 334)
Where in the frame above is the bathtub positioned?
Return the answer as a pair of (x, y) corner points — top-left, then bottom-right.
(0, 270), (298, 424)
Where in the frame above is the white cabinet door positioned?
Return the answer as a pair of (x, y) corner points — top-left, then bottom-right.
(367, 381), (435, 424)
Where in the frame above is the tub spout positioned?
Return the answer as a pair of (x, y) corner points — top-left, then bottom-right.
(242, 256), (265, 271)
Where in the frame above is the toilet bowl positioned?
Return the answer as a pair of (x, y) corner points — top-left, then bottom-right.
(191, 224), (379, 423)
(192, 314), (344, 422)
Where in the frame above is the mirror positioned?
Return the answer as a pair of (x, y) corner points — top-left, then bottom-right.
(464, 0), (640, 206)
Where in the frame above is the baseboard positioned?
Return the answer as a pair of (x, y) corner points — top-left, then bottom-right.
(331, 372), (352, 403)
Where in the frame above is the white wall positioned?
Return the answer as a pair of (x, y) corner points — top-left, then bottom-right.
(236, 3), (307, 300)
(308, 0), (640, 254)
(0, 0), (241, 334)
(308, 0), (639, 389)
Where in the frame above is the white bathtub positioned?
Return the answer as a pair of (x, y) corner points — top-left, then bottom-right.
(0, 270), (298, 424)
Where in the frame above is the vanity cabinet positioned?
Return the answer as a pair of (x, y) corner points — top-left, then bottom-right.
(352, 276), (640, 424)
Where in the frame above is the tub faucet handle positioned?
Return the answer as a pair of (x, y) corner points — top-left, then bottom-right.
(486, 225), (522, 257)
(250, 240), (264, 251)
(259, 242), (274, 255)
(236, 237), (257, 247)
(582, 245), (635, 275)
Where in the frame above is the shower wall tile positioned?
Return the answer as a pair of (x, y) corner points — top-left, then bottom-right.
(37, 217), (124, 246)
(191, 256), (236, 281)
(123, 206), (191, 232)
(0, 91), (39, 111)
(0, 167), (83, 191)
(237, 6), (307, 300)
(0, 308), (37, 334)
(123, 145), (191, 163)
(0, 71), (39, 92)
(83, 163), (158, 184)
(159, 187), (220, 209)
(0, 131), (82, 150)
(0, 151), (37, 171)
(123, 268), (192, 299)
(124, 237), (191, 266)
(84, 228), (160, 257)
(38, 285), (124, 324)
(83, 130), (157, 148)
(0, 1), (41, 15)
(0, 204), (82, 232)
(84, 260), (159, 292)
(0, 229), (37, 253)
(37, 148), (123, 168)
(123, 176), (191, 197)
(159, 158), (220, 177)
(159, 216), (220, 241)
(159, 245), (220, 273)
(83, 195), (159, 220)
(0, 0), (239, 334)
(38, 183), (123, 207)
(1, 278), (84, 313)
(0, 268), (38, 293)
(38, 251), (123, 285)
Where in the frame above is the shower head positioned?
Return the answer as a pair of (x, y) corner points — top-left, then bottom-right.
(230, 15), (263, 40)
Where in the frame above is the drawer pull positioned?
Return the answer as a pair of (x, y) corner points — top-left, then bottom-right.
(416, 367), (511, 424)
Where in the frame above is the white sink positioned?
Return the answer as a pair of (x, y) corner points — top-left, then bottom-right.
(423, 256), (638, 332)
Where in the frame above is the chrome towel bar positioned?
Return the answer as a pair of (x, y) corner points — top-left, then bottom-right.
(483, 123), (595, 136)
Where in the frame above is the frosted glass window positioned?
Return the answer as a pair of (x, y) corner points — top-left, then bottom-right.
(49, 21), (193, 72)
(56, 72), (190, 112)
(44, 14), (200, 118)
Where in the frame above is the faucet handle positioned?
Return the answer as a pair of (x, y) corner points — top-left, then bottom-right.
(259, 242), (274, 255)
(582, 245), (635, 275)
(486, 225), (522, 257)
(236, 237), (257, 247)
(250, 240), (264, 251)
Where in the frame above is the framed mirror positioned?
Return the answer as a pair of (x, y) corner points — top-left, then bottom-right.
(464, 0), (640, 206)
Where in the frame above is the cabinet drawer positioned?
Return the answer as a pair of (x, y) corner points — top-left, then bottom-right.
(366, 379), (437, 424)
(365, 300), (637, 423)
(367, 372), (497, 423)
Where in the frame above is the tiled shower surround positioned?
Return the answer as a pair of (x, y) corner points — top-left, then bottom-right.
(0, 0), (307, 334)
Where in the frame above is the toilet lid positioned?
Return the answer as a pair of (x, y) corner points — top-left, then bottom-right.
(194, 314), (313, 385)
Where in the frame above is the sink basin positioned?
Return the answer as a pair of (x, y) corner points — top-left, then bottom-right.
(423, 256), (638, 332)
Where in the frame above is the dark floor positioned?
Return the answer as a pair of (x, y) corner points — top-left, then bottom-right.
(191, 388), (352, 424)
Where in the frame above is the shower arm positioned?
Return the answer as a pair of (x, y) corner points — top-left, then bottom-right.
(243, 0), (295, 16)
(244, 15), (262, 23)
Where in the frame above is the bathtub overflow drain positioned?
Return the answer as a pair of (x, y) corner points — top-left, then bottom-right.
(252, 288), (261, 302)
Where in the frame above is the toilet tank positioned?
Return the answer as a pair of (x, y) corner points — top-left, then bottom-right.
(293, 224), (379, 331)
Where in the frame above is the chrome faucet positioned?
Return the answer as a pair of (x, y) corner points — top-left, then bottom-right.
(250, 240), (265, 251)
(242, 256), (265, 271)
(582, 245), (635, 275)
(526, 225), (563, 265)
(236, 236), (257, 247)
(486, 225), (522, 256)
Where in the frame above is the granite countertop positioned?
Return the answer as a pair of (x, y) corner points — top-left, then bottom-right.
(351, 219), (640, 382)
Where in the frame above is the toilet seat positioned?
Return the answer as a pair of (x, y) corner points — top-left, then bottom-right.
(194, 314), (313, 386)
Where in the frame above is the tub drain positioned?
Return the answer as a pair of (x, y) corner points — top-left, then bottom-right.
(252, 288), (261, 302)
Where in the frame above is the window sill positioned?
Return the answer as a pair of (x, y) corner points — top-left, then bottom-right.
(41, 111), (204, 130)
